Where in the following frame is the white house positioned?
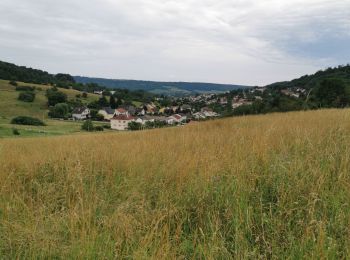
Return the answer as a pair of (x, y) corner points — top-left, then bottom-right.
(166, 114), (187, 124)
(72, 107), (90, 120)
(98, 107), (115, 120)
(219, 97), (228, 105)
(110, 114), (135, 130)
(93, 90), (103, 95)
(193, 112), (206, 120)
(203, 111), (219, 117)
(135, 116), (155, 125)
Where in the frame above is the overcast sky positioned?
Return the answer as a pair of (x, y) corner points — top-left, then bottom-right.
(0, 0), (349, 85)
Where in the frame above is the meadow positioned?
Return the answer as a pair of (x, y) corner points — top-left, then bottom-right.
(0, 80), (101, 138)
(1, 109), (350, 258)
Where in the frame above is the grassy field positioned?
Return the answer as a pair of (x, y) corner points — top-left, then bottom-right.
(0, 80), (101, 137)
(0, 117), (85, 138)
(1, 109), (350, 258)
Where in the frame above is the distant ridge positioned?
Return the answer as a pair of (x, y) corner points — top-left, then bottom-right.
(74, 76), (250, 95)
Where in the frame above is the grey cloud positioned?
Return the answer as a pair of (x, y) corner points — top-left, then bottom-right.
(0, 0), (349, 85)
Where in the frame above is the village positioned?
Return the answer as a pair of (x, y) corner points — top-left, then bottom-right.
(72, 102), (220, 131)
(70, 85), (307, 131)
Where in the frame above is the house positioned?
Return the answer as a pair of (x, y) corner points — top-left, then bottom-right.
(219, 97), (228, 105)
(193, 112), (206, 120)
(143, 103), (158, 114)
(136, 116), (168, 125)
(110, 114), (135, 130)
(203, 111), (219, 117)
(166, 114), (187, 124)
(121, 105), (137, 116)
(135, 115), (155, 125)
(114, 108), (129, 116)
(201, 107), (213, 113)
(98, 107), (115, 120)
(232, 99), (253, 109)
(281, 89), (300, 98)
(72, 107), (90, 120)
(94, 90), (103, 95)
(180, 104), (192, 112)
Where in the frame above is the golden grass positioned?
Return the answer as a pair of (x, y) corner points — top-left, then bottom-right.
(1, 109), (350, 258)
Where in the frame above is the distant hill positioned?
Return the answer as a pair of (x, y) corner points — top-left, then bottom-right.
(74, 76), (250, 95)
(266, 65), (350, 89)
(0, 60), (75, 86)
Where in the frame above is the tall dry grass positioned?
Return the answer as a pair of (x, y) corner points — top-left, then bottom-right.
(1, 109), (350, 258)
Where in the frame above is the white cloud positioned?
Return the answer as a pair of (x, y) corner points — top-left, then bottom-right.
(0, 0), (349, 85)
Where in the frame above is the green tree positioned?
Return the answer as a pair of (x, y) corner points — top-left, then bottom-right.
(315, 79), (349, 108)
(48, 103), (70, 118)
(128, 121), (142, 131)
(116, 96), (123, 107)
(18, 92), (35, 102)
(46, 88), (67, 106)
(110, 95), (117, 109)
(98, 96), (109, 108)
(11, 116), (46, 126)
(90, 109), (105, 121)
(82, 120), (94, 132)
(9, 81), (18, 86)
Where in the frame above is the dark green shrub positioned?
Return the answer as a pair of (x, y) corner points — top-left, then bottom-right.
(9, 81), (18, 86)
(94, 126), (104, 131)
(11, 116), (46, 126)
(18, 92), (35, 102)
(12, 128), (20, 135)
(90, 109), (104, 121)
(128, 121), (142, 131)
(46, 88), (67, 106)
(48, 103), (70, 118)
(82, 120), (94, 132)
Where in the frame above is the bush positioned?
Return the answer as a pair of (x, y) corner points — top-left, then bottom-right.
(103, 124), (111, 129)
(12, 128), (20, 135)
(15, 86), (35, 91)
(82, 92), (88, 98)
(11, 116), (46, 126)
(48, 103), (70, 118)
(128, 121), (142, 131)
(9, 81), (18, 86)
(314, 79), (350, 108)
(82, 120), (94, 132)
(46, 88), (67, 106)
(18, 92), (35, 102)
(94, 126), (104, 131)
(90, 109), (105, 121)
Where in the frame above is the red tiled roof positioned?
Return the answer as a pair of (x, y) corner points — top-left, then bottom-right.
(173, 114), (182, 120)
(116, 108), (127, 113)
(111, 114), (134, 121)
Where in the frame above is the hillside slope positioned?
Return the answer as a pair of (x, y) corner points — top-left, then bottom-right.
(0, 60), (75, 85)
(267, 65), (350, 89)
(74, 76), (249, 95)
(1, 109), (350, 258)
(0, 80), (100, 137)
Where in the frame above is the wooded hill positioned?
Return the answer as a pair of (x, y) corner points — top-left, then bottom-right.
(267, 65), (350, 90)
(0, 60), (75, 86)
(74, 76), (249, 95)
